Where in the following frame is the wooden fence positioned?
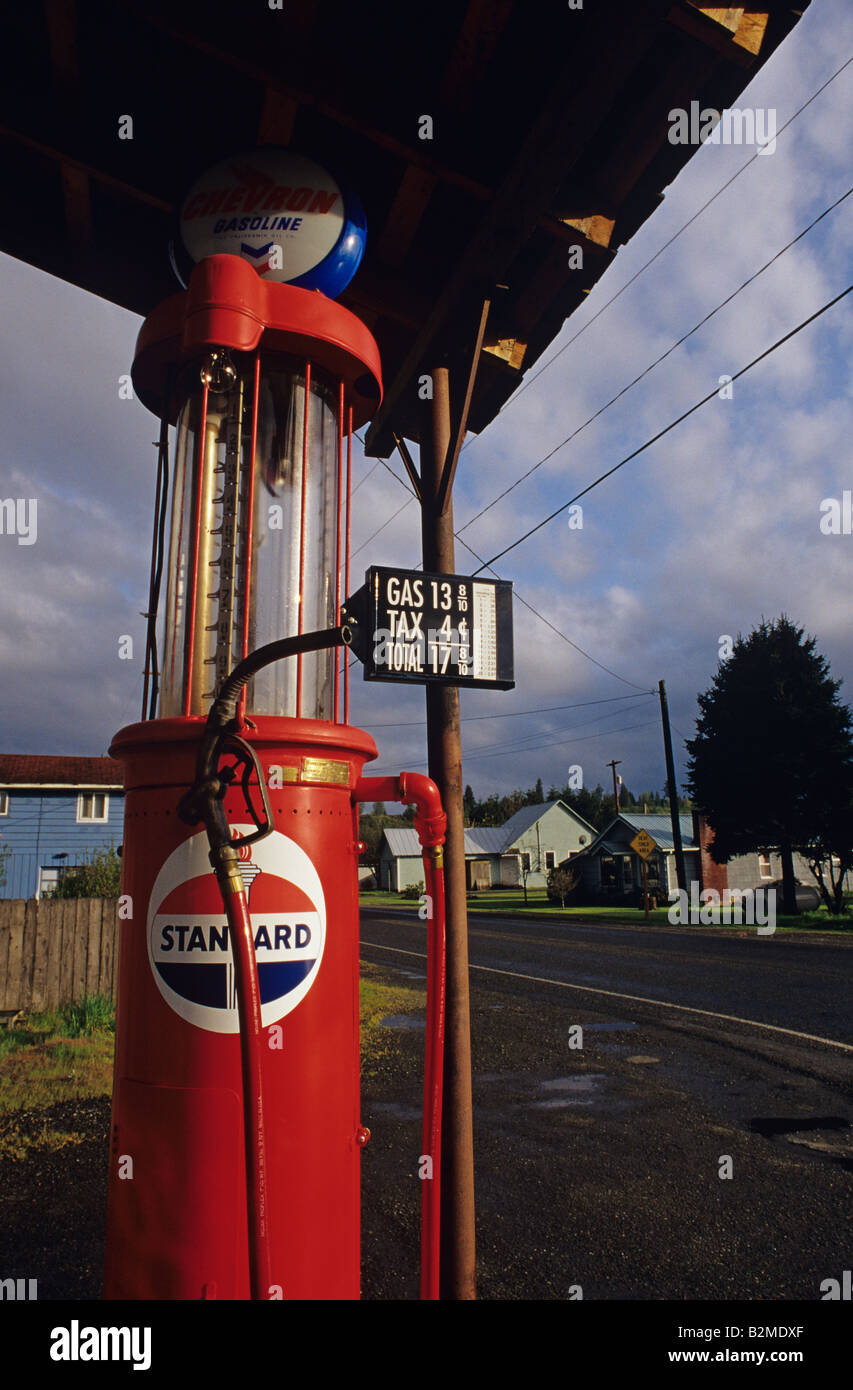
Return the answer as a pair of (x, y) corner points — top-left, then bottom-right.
(0, 899), (120, 1012)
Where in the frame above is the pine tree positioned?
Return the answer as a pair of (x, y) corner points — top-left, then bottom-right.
(686, 616), (853, 914)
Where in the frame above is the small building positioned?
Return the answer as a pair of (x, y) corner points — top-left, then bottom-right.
(565, 810), (848, 905)
(567, 812), (698, 905)
(378, 800), (596, 892)
(0, 755), (124, 899)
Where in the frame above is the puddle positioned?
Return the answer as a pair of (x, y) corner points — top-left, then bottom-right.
(585, 1021), (638, 1033)
(540, 1075), (606, 1092)
(367, 1101), (422, 1121)
(379, 1014), (425, 1030)
(532, 1074), (607, 1107)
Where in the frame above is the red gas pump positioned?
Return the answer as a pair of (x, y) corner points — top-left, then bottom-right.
(103, 241), (446, 1300)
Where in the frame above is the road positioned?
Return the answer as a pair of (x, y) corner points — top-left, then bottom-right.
(359, 910), (853, 1301)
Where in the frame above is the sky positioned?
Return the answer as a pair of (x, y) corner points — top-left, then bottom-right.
(2, 0), (853, 805)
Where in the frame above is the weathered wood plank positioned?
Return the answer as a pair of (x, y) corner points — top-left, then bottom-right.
(31, 900), (52, 1012)
(59, 899), (77, 1006)
(4, 900), (26, 1011)
(19, 899), (39, 1012)
(44, 899), (63, 1009)
(86, 900), (103, 997)
(100, 902), (118, 1000)
(73, 899), (89, 1001)
(0, 901), (12, 1010)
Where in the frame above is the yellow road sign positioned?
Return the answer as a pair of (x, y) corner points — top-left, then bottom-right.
(629, 829), (656, 860)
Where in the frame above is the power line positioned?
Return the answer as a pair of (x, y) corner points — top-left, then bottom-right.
(462, 52), (853, 430)
(454, 531), (654, 690)
(457, 699), (659, 762)
(361, 691), (652, 728)
(370, 717), (660, 774)
(457, 181), (853, 538)
(348, 420), (655, 692)
(473, 281), (853, 575)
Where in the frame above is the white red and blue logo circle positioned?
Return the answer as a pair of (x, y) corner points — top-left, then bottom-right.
(176, 149), (366, 298)
(147, 827), (326, 1033)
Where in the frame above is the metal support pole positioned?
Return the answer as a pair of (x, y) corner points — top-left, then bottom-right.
(659, 679), (687, 892)
(420, 364), (476, 1300)
(607, 758), (622, 812)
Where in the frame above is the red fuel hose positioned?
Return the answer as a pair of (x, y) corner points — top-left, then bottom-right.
(213, 857), (272, 1301)
(355, 774), (447, 1300)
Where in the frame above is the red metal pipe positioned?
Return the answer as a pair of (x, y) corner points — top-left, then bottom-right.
(215, 864), (272, 1300)
(237, 353), (261, 726)
(296, 361), (311, 715)
(184, 381), (210, 716)
(344, 405), (353, 724)
(333, 380), (344, 723)
(355, 772), (446, 1299)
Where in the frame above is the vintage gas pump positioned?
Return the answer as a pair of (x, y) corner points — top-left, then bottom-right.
(103, 153), (447, 1301)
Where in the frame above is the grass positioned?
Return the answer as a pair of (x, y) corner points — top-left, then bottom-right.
(360, 886), (853, 933)
(0, 995), (115, 1160)
(359, 964), (426, 1078)
(0, 979), (426, 1161)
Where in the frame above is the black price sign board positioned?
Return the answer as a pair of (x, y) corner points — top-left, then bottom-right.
(343, 566), (514, 689)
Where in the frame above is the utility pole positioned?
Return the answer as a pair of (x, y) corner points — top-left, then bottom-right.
(420, 364), (476, 1300)
(607, 759), (622, 812)
(659, 679), (687, 892)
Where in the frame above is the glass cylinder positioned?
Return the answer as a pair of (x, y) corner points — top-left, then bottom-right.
(159, 352), (341, 719)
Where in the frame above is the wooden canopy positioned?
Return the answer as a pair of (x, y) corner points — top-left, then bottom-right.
(0, 1), (808, 455)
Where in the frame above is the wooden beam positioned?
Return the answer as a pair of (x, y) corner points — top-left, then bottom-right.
(667, 2), (758, 65)
(364, 10), (660, 456)
(393, 433), (422, 500)
(436, 297), (490, 516)
(440, 0), (514, 115)
(374, 165), (438, 267)
(44, 0), (79, 89)
(0, 125), (173, 211)
(61, 161), (93, 245)
(257, 87), (299, 145)
(135, 11), (494, 202)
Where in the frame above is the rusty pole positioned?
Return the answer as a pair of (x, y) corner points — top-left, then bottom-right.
(419, 364), (476, 1300)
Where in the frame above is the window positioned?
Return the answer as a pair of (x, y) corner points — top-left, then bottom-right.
(545, 851), (556, 870)
(77, 793), (109, 822)
(758, 853), (772, 879)
(519, 851), (531, 872)
(38, 867), (61, 898)
(0, 791), (8, 815)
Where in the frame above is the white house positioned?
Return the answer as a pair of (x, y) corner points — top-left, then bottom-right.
(377, 800), (596, 892)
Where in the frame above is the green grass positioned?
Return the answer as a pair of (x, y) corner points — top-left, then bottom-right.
(0, 980), (425, 1159)
(0, 996), (116, 1160)
(359, 965), (425, 1078)
(360, 886), (853, 933)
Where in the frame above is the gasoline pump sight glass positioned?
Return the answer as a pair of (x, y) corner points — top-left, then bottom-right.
(159, 350), (341, 721)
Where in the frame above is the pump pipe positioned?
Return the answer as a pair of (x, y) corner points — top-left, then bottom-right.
(355, 773), (447, 1300)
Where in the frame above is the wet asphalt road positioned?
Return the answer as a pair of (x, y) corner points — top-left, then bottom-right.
(359, 911), (853, 1301)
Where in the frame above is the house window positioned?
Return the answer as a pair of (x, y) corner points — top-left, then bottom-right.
(519, 851), (531, 872)
(0, 791), (8, 815)
(758, 853), (772, 879)
(544, 851), (556, 870)
(77, 793), (108, 822)
(38, 866), (61, 897)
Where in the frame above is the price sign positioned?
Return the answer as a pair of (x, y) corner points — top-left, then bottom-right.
(343, 567), (514, 689)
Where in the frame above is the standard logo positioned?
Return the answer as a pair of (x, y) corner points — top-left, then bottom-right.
(147, 827), (326, 1033)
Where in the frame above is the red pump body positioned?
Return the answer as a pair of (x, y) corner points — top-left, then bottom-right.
(103, 716), (377, 1300)
(103, 252), (445, 1300)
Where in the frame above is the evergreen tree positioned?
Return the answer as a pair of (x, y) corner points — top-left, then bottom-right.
(686, 616), (853, 915)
